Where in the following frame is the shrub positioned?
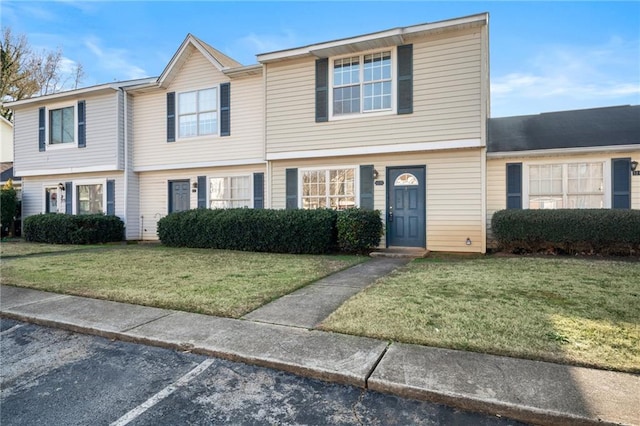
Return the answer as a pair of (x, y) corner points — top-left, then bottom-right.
(1, 184), (18, 237)
(24, 214), (124, 244)
(336, 208), (383, 254)
(158, 208), (338, 254)
(491, 209), (640, 255)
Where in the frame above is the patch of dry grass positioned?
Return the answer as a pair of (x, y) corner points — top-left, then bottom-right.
(1, 245), (364, 318)
(320, 256), (640, 373)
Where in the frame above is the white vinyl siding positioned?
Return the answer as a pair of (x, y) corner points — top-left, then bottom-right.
(265, 28), (484, 155)
(20, 172), (124, 221)
(13, 92), (121, 175)
(270, 148), (484, 253)
(132, 48), (263, 170)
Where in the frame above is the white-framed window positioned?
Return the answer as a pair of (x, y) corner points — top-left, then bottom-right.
(49, 106), (75, 144)
(526, 162), (607, 209)
(74, 180), (106, 215)
(301, 167), (357, 210)
(330, 49), (394, 119)
(178, 88), (217, 138)
(209, 175), (251, 208)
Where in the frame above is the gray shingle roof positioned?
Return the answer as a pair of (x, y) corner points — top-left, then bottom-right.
(488, 105), (640, 152)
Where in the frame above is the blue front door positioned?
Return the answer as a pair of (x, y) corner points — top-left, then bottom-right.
(387, 167), (426, 247)
(169, 180), (190, 213)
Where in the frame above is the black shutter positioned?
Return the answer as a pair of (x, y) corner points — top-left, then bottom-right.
(506, 163), (522, 209)
(77, 100), (86, 148)
(39, 107), (46, 151)
(167, 92), (176, 142)
(397, 44), (413, 115)
(360, 165), (375, 210)
(612, 158), (631, 209)
(253, 173), (264, 209)
(197, 176), (207, 208)
(315, 58), (329, 122)
(220, 82), (230, 136)
(285, 168), (298, 209)
(65, 182), (73, 214)
(106, 180), (115, 215)
(45, 190), (50, 213)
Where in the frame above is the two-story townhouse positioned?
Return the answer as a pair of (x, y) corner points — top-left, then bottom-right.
(8, 78), (155, 240)
(258, 13), (490, 253)
(486, 105), (640, 247)
(126, 35), (265, 240)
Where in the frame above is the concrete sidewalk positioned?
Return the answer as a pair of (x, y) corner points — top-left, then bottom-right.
(1, 285), (638, 426)
(243, 257), (410, 328)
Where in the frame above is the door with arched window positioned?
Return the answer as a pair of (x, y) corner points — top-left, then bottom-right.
(387, 167), (426, 247)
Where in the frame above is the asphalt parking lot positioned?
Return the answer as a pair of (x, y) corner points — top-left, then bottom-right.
(1, 318), (526, 425)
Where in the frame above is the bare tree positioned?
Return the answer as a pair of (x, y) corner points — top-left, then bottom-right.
(1, 27), (84, 120)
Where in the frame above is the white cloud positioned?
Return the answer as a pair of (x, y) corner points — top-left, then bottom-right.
(492, 37), (640, 116)
(84, 36), (148, 81)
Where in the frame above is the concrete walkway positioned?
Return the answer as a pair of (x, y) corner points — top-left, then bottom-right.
(1, 284), (639, 425)
(243, 257), (410, 328)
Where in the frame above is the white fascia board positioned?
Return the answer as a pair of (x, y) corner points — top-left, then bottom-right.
(158, 35), (226, 87)
(266, 139), (482, 161)
(16, 165), (121, 177)
(257, 13), (488, 63)
(5, 85), (118, 108)
(134, 158), (266, 172)
(487, 144), (640, 159)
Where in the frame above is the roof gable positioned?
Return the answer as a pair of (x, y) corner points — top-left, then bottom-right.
(158, 34), (243, 88)
(488, 105), (640, 153)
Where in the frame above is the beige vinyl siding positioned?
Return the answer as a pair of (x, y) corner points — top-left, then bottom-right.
(265, 27), (483, 155)
(270, 148), (484, 253)
(21, 172), (125, 219)
(132, 48), (263, 170)
(13, 92), (121, 175)
(138, 164), (266, 240)
(486, 150), (640, 246)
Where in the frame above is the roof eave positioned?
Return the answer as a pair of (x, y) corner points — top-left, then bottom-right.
(257, 12), (488, 63)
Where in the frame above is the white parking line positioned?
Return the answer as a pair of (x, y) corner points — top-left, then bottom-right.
(110, 358), (215, 426)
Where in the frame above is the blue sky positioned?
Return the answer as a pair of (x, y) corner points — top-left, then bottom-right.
(2, 1), (639, 117)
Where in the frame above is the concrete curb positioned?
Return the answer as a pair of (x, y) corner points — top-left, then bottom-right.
(2, 286), (638, 426)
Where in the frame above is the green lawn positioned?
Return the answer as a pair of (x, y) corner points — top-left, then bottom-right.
(1, 240), (104, 257)
(1, 243), (364, 318)
(320, 255), (640, 373)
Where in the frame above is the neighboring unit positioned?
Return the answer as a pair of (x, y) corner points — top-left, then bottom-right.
(486, 105), (640, 247)
(126, 35), (265, 240)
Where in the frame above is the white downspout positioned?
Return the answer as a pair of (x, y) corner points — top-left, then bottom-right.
(122, 87), (129, 239)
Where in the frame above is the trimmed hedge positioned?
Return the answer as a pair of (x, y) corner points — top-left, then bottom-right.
(24, 214), (125, 244)
(158, 208), (384, 255)
(336, 208), (383, 254)
(491, 209), (640, 255)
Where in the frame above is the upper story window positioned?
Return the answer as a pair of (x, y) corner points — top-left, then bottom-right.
(49, 106), (75, 144)
(178, 88), (217, 138)
(332, 51), (392, 117)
